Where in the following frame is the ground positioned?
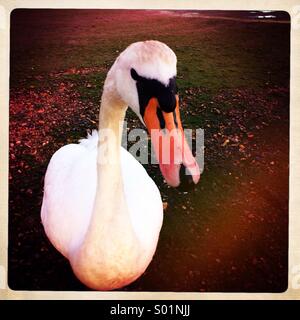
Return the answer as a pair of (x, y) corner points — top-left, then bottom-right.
(9, 10), (290, 291)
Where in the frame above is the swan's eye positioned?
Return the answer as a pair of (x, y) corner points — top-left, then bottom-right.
(156, 77), (177, 113)
(133, 73), (177, 118)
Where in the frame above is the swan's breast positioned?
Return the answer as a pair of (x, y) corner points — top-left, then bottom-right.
(41, 140), (163, 259)
(121, 148), (163, 251)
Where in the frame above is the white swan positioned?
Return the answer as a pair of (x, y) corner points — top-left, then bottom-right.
(41, 40), (200, 290)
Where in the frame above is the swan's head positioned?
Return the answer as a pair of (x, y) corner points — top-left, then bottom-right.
(112, 40), (200, 189)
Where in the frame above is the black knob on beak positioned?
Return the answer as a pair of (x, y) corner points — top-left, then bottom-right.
(177, 164), (195, 191)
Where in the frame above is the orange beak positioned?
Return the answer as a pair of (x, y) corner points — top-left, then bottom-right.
(143, 95), (200, 189)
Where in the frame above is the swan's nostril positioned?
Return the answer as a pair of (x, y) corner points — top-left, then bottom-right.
(178, 164), (195, 191)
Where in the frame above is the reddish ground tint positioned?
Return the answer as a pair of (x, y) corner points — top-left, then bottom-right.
(9, 10), (289, 291)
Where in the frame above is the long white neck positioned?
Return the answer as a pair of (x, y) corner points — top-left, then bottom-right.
(96, 76), (128, 224)
(70, 73), (143, 290)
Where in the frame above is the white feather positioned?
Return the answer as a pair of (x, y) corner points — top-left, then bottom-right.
(41, 131), (163, 258)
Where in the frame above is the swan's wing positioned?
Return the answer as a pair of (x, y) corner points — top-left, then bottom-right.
(41, 137), (97, 257)
(121, 149), (163, 252)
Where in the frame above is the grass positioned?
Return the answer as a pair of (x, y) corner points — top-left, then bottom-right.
(11, 10), (289, 92)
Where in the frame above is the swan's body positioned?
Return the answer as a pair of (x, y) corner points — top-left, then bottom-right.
(41, 41), (200, 290)
(41, 131), (162, 259)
